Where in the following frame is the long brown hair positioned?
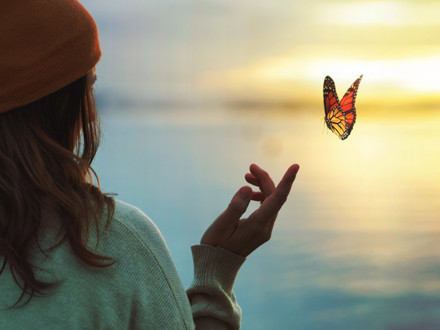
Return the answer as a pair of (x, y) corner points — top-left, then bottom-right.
(0, 73), (115, 308)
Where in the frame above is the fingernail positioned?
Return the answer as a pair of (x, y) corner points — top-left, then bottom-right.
(239, 187), (251, 199)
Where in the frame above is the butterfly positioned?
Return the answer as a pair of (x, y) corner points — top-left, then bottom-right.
(323, 75), (363, 140)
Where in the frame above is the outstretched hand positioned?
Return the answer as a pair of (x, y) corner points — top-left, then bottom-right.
(201, 164), (300, 257)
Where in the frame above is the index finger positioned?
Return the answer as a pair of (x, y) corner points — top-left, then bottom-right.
(253, 164), (300, 223)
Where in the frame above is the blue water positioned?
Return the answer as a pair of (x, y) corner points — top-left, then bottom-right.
(93, 106), (440, 329)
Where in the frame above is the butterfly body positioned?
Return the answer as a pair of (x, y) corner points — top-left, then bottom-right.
(323, 75), (362, 140)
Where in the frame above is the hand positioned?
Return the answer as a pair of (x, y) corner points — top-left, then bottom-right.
(201, 163), (300, 257)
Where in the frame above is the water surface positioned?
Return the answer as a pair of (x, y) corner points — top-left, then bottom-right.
(94, 106), (440, 329)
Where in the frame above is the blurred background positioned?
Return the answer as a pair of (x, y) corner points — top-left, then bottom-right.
(83, 0), (440, 328)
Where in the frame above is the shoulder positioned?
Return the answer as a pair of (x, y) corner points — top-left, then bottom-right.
(103, 199), (169, 259)
(111, 199), (160, 236)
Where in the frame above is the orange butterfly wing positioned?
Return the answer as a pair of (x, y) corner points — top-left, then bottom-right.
(323, 75), (362, 140)
(339, 75), (362, 138)
(323, 76), (339, 116)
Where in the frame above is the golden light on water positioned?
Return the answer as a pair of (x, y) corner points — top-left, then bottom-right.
(275, 114), (440, 231)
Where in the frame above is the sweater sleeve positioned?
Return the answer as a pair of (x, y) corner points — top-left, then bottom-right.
(187, 245), (246, 330)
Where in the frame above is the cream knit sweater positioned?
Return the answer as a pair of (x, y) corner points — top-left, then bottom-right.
(0, 199), (245, 329)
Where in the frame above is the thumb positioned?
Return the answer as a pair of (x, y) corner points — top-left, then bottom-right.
(200, 186), (252, 247)
(221, 186), (252, 223)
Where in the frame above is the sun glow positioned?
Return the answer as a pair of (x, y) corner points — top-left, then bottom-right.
(316, 1), (440, 26)
(304, 56), (440, 93)
(317, 2), (403, 26)
(210, 54), (440, 102)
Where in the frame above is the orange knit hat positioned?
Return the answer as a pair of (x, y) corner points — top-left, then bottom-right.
(0, 0), (101, 113)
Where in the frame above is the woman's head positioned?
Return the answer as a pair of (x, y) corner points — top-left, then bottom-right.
(0, 70), (116, 309)
(0, 1), (115, 308)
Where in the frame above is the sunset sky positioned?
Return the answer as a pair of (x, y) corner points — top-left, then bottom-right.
(83, 0), (440, 108)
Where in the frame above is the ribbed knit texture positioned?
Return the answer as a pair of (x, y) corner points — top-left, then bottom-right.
(188, 245), (245, 329)
(0, 0), (101, 113)
(190, 245), (245, 295)
(0, 200), (244, 329)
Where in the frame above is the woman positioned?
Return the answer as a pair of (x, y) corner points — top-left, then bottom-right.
(0, 1), (299, 329)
